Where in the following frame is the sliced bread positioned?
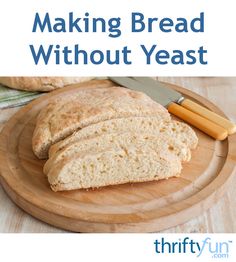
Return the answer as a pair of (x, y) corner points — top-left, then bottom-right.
(47, 145), (182, 191)
(32, 86), (170, 159)
(43, 131), (192, 174)
(49, 118), (198, 157)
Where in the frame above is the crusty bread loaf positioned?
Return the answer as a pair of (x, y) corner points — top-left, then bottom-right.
(0, 77), (94, 92)
(31, 83), (198, 192)
(32, 87), (170, 159)
(44, 131), (192, 174)
(49, 118), (198, 157)
(47, 145), (182, 191)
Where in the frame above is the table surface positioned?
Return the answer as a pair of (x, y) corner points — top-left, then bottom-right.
(0, 77), (235, 233)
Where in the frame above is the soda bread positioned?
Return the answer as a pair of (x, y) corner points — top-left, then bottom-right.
(49, 118), (198, 157)
(32, 85), (198, 191)
(0, 77), (93, 91)
(32, 86), (170, 159)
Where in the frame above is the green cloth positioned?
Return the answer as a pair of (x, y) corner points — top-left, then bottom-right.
(0, 83), (43, 109)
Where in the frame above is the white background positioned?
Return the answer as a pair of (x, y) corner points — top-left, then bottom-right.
(0, 234), (235, 262)
(0, 0), (236, 76)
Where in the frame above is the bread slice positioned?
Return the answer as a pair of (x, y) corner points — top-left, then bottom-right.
(49, 118), (198, 157)
(47, 145), (182, 191)
(44, 131), (192, 174)
(32, 87), (170, 159)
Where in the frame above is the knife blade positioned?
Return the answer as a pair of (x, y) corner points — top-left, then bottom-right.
(109, 77), (231, 140)
(109, 77), (172, 107)
(131, 77), (184, 104)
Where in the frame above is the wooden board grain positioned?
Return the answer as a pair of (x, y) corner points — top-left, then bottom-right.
(0, 79), (235, 232)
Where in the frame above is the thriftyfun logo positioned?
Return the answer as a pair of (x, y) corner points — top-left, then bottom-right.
(154, 237), (233, 258)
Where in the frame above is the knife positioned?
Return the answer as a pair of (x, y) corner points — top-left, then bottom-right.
(109, 77), (236, 140)
(132, 77), (236, 136)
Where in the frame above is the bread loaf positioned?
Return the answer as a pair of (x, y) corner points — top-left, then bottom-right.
(0, 77), (94, 92)
(32, 86), (170, 159)
(32, 84), (198, 191)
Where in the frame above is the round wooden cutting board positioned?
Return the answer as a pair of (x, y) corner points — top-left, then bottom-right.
(0, 79), (235, 232)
